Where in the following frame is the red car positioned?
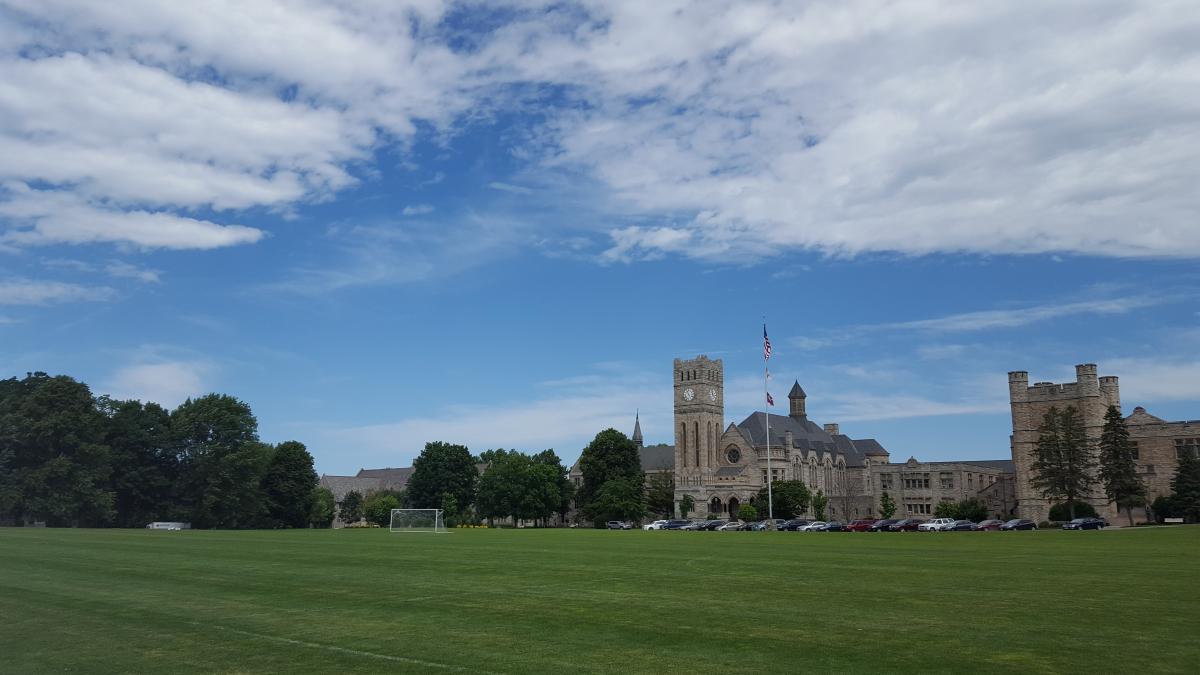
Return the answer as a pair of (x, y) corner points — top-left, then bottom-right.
(972, 519), (1004, 531)
(845, 518), (878, 532)
(889, 518), (925, 531)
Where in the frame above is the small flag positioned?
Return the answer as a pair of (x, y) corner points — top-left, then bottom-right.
(763, 324), (772, 360)
(766, 391), (775, 406)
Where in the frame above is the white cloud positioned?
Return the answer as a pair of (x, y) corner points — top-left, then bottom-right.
(0, 278), (114, 305)
(401, 204), (435, 216)
(884, 296), (1169, 333)
(104, 360), (211, 408)
(4, 1), (1200, 264)
(1105, 357), (1200, 405)
(105, 261), (162, 284)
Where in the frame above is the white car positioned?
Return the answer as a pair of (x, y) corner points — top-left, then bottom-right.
(642, 520), (669, 531)
(919, 518), (957, 531)
(800, 521), (827, 531)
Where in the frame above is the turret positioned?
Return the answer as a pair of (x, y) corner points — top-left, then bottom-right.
(1008, 371), (1029, 403)
(1075, 363), (1099, 397)
(788, 381), (807, 419)
(1099, 375), (1120, 410)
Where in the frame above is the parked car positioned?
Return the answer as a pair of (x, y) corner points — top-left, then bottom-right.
(662, 519), (692, 530)
(606, 521), (632, 530)
(973, 519), (1004, 531)
(1063, 517), (1106, 530)
(946, 520), (976, 531)
(1000, 519), (1038, 531)
(820, 521), (846, 532)
(642, 520), (669, 531)
(889, 519), (924, 531)
(780, 519), (812, 531)
(800, 521), (828, 531)
(919, 518), (957, 532)
(701, 519), (727, 531)
(868, 519), (900, 532)
(717, 520), (745, 531)
(677, 520), (704, 530)
(845, 518), (878, 532)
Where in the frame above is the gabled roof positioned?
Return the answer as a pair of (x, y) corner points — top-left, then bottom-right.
(355, 467), (413, 490)
(735, 411), (882, 467)
(639, 444), (675, 472)
(319, 475), (382, 501)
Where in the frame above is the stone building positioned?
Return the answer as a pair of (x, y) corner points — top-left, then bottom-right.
(318, 467), (412, 527)
(1008, 363), (1200, 522)
(867, 458), (1016, 520)
(671, 355), (892, 520)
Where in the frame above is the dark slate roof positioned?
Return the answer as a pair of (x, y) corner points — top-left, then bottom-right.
(959, 459), (1016, 473)
(632, 414), (644, 444)
(319, 475), (382, 501)
(788, 381), (806, 398)
(640, 444), (675, 472)
(852, 438), (889, 456)
(736, 412), (884, 467)
(355, 467), (413, 490)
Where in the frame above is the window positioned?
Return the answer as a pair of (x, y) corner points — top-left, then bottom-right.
(880, 473), (893, 490)
(968, 474), (974, 490)
(1176, 438), (1199, 460)
(905, 502), (931, 515)
(1130, 441), (1139, 460)
(903, 475), (930, 489)
(939, 472), (954, 489)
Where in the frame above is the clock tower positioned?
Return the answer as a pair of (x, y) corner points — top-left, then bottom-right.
(673, 355), (724, 485)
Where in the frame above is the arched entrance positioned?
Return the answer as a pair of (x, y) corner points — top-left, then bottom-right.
(728, 497), (740, 517)
(709, 497), (723, 517)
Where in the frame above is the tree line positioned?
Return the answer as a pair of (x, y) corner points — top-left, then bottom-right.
(0, 372), (322, 528)
(1030, 404), (1200, 523)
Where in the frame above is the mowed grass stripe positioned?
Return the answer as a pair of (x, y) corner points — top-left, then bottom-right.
(1, 527), (1198, 674)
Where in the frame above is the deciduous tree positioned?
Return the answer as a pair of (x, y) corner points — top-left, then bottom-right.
(581, 478), (645, 527)
(406, 441), (477, 517)
(1098, 405), (1146, 526)
(738, 504), (758, 522)
(811, 490), (828, 521)
(879, 491), (897, 519)
(646, 472), (675, 518)
(679, 494), (694, 519)
(262, 441), (318, 528)
(309, 487), (335, 528)
(578, 429), (641, 512)
(340, 490), (364, 523)
(100, 397), (175, 527)
(754, 480), (810, 520)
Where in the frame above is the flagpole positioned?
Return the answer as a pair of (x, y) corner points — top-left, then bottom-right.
(764, 321), (774, 524)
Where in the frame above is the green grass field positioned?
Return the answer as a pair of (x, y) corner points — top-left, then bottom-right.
(2, 527), (1198, 674)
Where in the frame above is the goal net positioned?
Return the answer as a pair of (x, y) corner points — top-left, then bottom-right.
(389, 509), (447, 533)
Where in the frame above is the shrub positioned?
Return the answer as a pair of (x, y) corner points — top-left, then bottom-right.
(738, 504), (758, 522)
(1037, 521), (1052, 529)
(1048, 501), (1097, 521)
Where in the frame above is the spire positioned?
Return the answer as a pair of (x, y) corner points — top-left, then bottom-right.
(788, 380), (807, 419)
(632, 410), (644, 448)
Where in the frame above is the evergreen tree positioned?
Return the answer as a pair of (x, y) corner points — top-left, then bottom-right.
(1170, 452), (1200, 523)
(1097, 405), (1146, 526)
(879, 491), (897, 519)
(1029, 406), (1096, 520)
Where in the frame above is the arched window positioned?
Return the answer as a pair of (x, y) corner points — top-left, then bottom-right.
(680, 423), (687, 467)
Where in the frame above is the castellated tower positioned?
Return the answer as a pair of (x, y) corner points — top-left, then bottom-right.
(1009, 364), (1121, 522)
(673, 356), (724, 490)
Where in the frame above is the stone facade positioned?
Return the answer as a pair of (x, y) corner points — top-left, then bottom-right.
(1009, 363), (1200, 523)
(868, 458), (1016, 520)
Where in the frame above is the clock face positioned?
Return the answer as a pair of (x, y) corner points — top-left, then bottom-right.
(683, 388), (695, 401)
(708, 388), (718, 402)
(727, 447), (741, 463)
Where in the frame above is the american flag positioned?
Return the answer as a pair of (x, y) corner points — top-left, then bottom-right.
(766, 391), (775, 406)
(763, 324), (772, 360)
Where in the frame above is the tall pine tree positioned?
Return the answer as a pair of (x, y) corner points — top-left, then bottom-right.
(1097, 406), (1146, 526)
(1030, 405), (1096, 520)
(1170, 452), (1200, 523)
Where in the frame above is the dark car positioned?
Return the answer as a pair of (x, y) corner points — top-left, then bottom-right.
(1063, 517), (1106, 530)
(845, 518), (878, 532)
(780, 519), (812, 531)
(701, 519), (727, 531)
(663, 519), (692, 530)
(679, 520), (705, 530)
(946, 520), (976, 531)
(889, 519), (924, 532)
(868, 519), (900, 532)
(819, 521), (845, 532)
(1000, 519), (1037, 531)
(973, 519), (1004, 531)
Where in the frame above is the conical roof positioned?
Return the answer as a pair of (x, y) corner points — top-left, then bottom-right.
(788, 380), (806, 399)
(632, 411), (644, 446)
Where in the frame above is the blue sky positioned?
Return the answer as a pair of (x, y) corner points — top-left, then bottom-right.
(2, 1), (1198, 475)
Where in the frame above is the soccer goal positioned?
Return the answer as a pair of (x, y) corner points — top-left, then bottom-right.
(389, 508), (448, 533)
